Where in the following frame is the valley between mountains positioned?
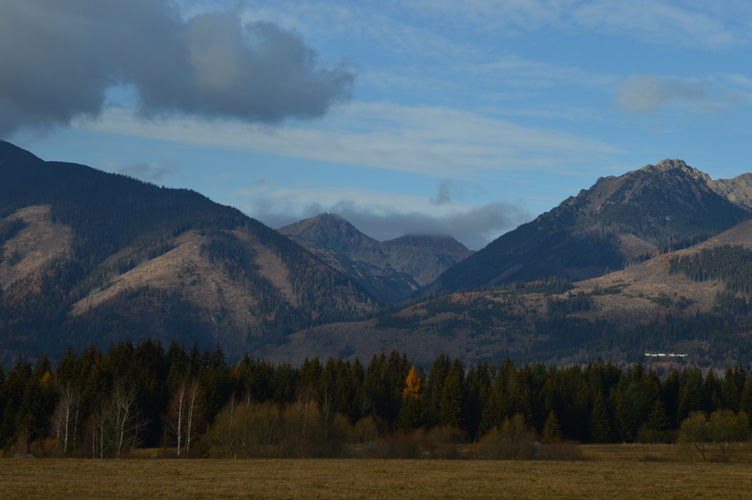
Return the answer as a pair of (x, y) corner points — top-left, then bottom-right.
(3, 140), (752, 369)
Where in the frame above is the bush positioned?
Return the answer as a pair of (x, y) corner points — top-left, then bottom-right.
(475, 414), (539, 460)
(353, 427), (467, 459)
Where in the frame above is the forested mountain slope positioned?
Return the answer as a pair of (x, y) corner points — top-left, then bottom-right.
(427, 160), (751, 294)
(264, 216), (752, 369)
(0, 141), (378, 365)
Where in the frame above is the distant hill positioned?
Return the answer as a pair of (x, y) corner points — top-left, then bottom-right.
(427, 160), (751, 294)
(278, 213), (472, 302)
(0, 141), (378, 365)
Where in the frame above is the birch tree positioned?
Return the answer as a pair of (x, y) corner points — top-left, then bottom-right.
(164, 379), (204, 457)
(106, 380), (148, 457)
(50, 383), (80, 454)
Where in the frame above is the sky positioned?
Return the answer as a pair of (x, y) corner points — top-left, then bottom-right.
(3, 1), (752, 250)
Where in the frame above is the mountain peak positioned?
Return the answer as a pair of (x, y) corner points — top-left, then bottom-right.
(639, 159), (712, 183)
(653, 158), (688, 170)
(278, 213), (379, 255)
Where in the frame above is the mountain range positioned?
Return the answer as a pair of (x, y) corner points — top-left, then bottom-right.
(279, 213), (472, 303)
(3, 141), (752, 369)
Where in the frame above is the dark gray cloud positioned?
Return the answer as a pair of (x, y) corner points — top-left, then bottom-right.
(0, 0), (355, 137)
(259, 200), (532, 251)
(430, 179), (453, 205)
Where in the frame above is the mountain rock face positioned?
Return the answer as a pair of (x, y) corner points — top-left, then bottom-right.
(0, 141), (378, 364)
(278, 214), (473, 302)
(428, 159), (751, 294)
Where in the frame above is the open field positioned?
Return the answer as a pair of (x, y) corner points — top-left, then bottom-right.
(3, 449), (752, 500)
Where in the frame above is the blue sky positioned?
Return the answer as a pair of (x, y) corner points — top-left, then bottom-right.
(4, 1), (752, 249)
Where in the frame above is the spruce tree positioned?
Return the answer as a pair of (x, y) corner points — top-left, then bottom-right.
(425, 353), (451, 427)
(589, 393), (611, 443)
(439, 359), (465, 429)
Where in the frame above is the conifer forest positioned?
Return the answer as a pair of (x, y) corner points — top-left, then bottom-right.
(2, 339), (751, 459)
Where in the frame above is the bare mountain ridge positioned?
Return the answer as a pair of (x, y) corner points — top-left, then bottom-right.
(278, 213), (473, 302)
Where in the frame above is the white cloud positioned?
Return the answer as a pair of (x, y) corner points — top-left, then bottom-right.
(231, 183), (531, 249)
(75, 102), (618, 178)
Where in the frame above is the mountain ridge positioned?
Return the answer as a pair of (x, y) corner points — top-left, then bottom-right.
(426, 159), (751, 294)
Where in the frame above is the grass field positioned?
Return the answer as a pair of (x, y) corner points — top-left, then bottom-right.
(3, 445), (752, 499)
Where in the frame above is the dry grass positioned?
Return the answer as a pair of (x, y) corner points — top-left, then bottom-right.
(3, 451), (752, 499)
(582, 442), (752, 463)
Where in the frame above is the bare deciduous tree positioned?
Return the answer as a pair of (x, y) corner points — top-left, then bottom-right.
(107, 380), (148, 457)
(50, 383), (80, 454)
(164, 379), (204, 457)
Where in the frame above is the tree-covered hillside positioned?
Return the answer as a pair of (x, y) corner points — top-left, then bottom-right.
(0, 141), (378, 365)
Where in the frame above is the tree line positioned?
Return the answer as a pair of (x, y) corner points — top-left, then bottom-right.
(1, 339), (752, 458)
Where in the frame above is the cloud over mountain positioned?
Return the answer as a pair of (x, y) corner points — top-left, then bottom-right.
(255, 198), (531, 251)
(0, 0), (355, 136)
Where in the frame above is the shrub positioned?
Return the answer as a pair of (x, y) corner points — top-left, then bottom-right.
(474, 414), (539, 460)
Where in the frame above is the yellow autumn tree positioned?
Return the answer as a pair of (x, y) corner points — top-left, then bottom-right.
(403, 366), (422, 400)
(399, 366), (424, 430)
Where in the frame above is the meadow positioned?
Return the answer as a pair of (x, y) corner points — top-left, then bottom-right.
(3, 444), (752, 500)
